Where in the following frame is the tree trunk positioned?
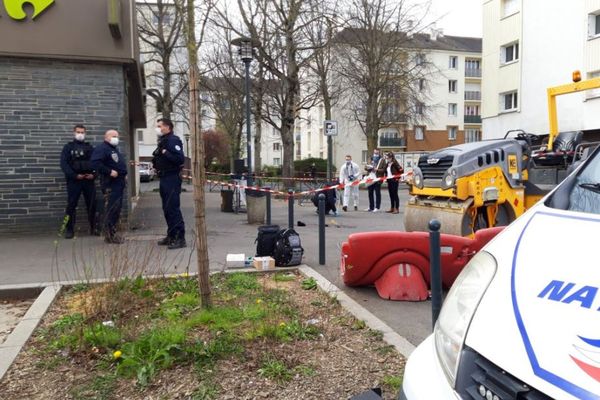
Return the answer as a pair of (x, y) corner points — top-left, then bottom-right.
(254, 116), (262, 173)
(184, 0), (211, 309)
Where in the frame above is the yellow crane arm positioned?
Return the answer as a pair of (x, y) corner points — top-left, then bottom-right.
(547, 76), (600, 150)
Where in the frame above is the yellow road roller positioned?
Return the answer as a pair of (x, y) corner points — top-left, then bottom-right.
(404, 72), (600, 236)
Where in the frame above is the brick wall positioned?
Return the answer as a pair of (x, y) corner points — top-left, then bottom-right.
(0, 57), (131, 235)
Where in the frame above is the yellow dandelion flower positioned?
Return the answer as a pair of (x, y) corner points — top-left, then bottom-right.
(113, 350), (122, 359)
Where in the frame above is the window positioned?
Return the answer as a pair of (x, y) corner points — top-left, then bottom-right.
(448, 126), (458, 141)
(448, 103), (457, 116)
(137, 130), (144, 143)
(415, 53), (425, 66)
(501, 91), (518, 112)
(362, 150), (369, 163)
(449, 80), (457, 93)
(273, 142), (280, 151)
(465, 105), (480, 115)
(588, 12), (600, 38)
(501, 42), (519, 64)
(273, 158), (281, 166)
(501, 0), (518, 17)
(587, 71), (600, 99)
(465, 59), (481, 70)
(414, 126), (425, 141)
(449, 56), (458, 69)
(465, 129), (481, 143)
(419, 78), (425, 91)
(415, 102), (424, 115)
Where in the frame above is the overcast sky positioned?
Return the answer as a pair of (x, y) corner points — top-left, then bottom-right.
(427, 0), (482, 37)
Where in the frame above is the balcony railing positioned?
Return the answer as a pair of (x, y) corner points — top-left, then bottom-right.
(380, 137), (407, 147)
(464, 91), (481, 101)
(464, 115), (482, 124)
(465, 68), (482, 78)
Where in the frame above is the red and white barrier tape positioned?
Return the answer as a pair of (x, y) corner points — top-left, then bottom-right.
(205, 171), (327, 182)
(198, 171), (413, 197)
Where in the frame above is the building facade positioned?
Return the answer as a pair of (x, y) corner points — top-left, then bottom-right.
(292, 32), (482, 170)
(0, 0), (145, 234)
(482, 0), (600, 138)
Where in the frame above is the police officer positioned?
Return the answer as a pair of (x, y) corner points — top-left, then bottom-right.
(91, 129), (128, 244)
(60, 124), (97, 239)
(153, 118), (186, 249)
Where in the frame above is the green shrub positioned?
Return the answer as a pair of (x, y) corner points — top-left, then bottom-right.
(258, 357), (293, 383)
(83, 323), (122, 349)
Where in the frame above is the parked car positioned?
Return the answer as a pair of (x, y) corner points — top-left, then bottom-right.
(139, 162), (155, 182)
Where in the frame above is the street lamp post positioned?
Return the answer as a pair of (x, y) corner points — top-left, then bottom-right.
(232, 37), (258, 185)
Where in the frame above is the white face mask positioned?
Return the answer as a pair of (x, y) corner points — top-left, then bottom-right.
(155, 127), (163, 136)
(109, 137), (119, 146)
(75, 133), (85, 142)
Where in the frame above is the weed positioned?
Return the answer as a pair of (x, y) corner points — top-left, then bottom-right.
(351, 319), (367, 331)
(224, 273), (260, 295)
(161, 292), (200, 320)
(258, 357), (292, 383)
(367, 329), (384, 341)
(301, 277), (318, 290)
(273, 272), (296, 282)
(186, 307), (245, 331)
(375, 345), (396, 355)
(68, 283), (90, 294)
(162, 276), (198, 297)
(294, 364), (317, 377)
(310, 300), (324, 308)
(117, 325), (186, 386)
(70, 373), (117, 400)
(283, 320), (320, 340)
(51, 313), (84, 331)
(382, 375), (403, 391)
(191, 381), (219, 400)
(83, 323), (122, 350)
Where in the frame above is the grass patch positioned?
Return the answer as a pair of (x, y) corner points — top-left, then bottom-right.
(83, 323), (122, 350)
(382, 374), (403, 391)
(258, 357), (293, 383)
(375, 344), (396, 355)
(70, 373), (117, 400)
(224, 273), (260, 295)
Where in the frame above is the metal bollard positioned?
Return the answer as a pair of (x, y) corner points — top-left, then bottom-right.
(429, 219), (442, 330)
(288, 189), (294, 229)
(318, 193), (326, 265)
(265, 187), (271, 225)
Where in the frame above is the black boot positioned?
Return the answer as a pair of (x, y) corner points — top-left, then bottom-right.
(167, 238), (187, 250)
(105, 234), (124, 244)
(64, 230), (74, 239)
(157, 237), (171, 246)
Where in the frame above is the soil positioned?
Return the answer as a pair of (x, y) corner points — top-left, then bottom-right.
(0, 273), (405, 400)
(0, 299), (34, 345)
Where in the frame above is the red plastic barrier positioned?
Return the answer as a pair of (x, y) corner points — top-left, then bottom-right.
(340, 227), (504, 301)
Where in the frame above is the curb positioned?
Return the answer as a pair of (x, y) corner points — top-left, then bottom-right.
(0, 284), (62, 381)
(298, 265), (416, 358)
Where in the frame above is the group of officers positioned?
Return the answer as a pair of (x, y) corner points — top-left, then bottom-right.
(59, 118), (186, 249)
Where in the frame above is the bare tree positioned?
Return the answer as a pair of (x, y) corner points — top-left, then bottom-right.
(335, 0), (433, 155)
(175, 0), (214, 308)
(216, 0), (324, 178)
(137, 0), (188, 121)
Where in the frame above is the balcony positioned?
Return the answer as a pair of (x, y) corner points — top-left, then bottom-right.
(380, 137), (406, 147)
(464, 91), (481, 101)
(464, 115), (482, 124)
(465, 68), (482, 78)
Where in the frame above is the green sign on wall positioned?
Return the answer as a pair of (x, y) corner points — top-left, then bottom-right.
(3, 0), (55, 20)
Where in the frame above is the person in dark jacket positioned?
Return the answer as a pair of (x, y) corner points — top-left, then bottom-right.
(384, 151), (403, 214)
(153, 118), (186, 249)
(364, 148), (385, 212)
(91, 129), (128, 244)
(60, 124), (97, 238)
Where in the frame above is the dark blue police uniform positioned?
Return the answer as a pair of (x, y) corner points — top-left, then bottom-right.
(91, 141), (127, 239)
(152, 132), (185, 245)
(60, 139), (97, 236)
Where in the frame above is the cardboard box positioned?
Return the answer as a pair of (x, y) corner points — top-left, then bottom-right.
(226, 253), (246, 269)
(253, 256), (275, 270)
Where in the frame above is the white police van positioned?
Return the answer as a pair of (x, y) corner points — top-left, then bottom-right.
(401, 146), (600, 400)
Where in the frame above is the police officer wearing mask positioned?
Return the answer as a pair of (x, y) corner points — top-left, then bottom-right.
(91, 130), (128, 244)
(60, 124), (97, 239)
(153, 118), (186, 249)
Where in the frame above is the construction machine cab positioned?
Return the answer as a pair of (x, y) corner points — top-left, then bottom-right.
(532, 130), (583, 166)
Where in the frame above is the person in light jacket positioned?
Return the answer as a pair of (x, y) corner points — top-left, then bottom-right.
(339, 155), (360, 211)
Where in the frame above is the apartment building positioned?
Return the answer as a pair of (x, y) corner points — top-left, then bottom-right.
(482, 0), (600, 138)
(293, 31), (482, 169)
